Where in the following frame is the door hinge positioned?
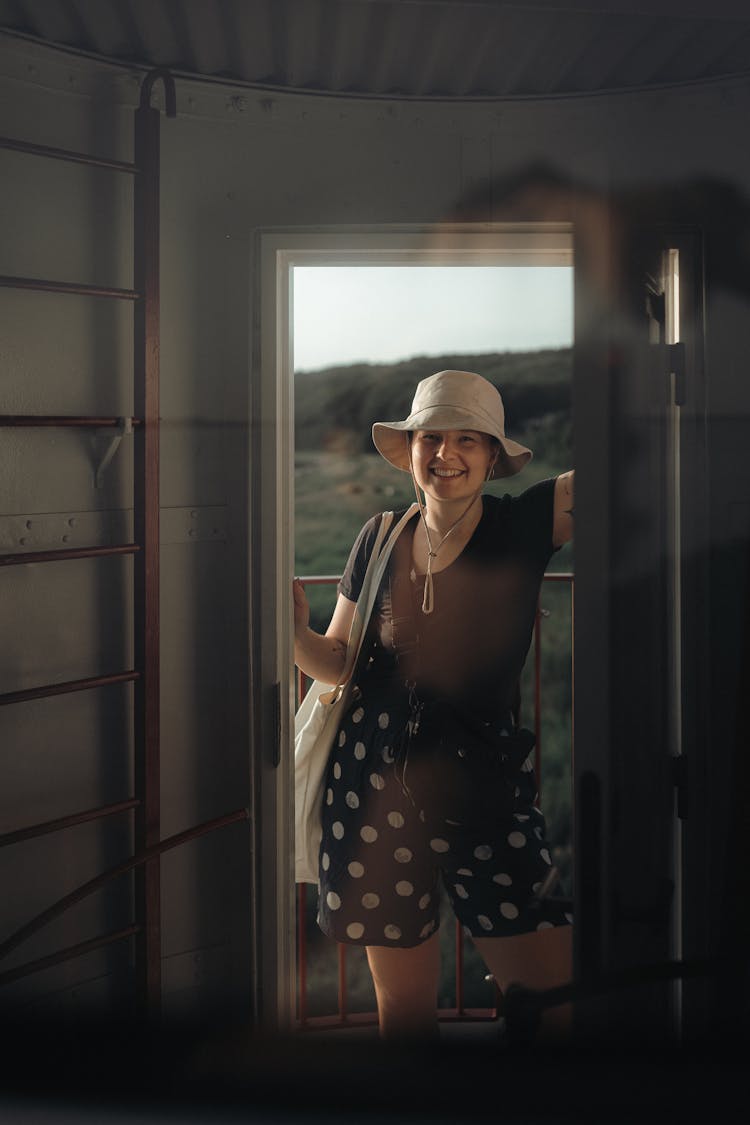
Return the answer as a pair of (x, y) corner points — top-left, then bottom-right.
(667, 341), (686, 406)
(671, 753), (688, 819)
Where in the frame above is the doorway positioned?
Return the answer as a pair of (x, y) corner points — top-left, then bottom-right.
(255, 224), (574, 1029)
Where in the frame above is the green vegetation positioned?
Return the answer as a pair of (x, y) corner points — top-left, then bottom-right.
(295, 347), (571, 462)
(295, 349), (573, 1017)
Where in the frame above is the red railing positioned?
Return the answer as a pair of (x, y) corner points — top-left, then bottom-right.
(295, 571), (573, 1030)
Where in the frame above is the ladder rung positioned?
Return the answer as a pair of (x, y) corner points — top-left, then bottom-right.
(0, 544), (140, 567)
(0, 276), (139, 300)
(0, 416), (143, 427)
(0, 809), (250, 964)
(0, 926), (140, 989)
(0, 799), (140, 848)
(0, 135), (138, 174)
(0, 671), (139, 706)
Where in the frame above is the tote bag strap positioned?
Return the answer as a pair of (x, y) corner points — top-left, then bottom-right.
(318, 503), (418, 705)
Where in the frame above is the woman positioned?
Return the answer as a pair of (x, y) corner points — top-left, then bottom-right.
(293, 369), (574, 1042)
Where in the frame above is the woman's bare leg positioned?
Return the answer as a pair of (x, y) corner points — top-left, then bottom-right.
(473, 925), (573, 1043)
(366, 932), (441, 1041)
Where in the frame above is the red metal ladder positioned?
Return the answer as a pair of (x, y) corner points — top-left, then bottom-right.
(0, 69), (248, 1014)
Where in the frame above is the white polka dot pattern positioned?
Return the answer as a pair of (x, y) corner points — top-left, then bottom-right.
(318, 693), (571, 948)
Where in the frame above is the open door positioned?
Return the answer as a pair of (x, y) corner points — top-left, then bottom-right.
(573, 213), (707, 1042)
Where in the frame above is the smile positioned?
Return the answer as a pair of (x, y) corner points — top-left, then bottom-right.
(430, 468), (465, 478)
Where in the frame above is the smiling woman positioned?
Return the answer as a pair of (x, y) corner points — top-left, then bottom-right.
(293, 368), (574, 1042)
(411, 429), (494, 497)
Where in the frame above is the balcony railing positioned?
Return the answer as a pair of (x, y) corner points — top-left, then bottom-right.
(295, 571), (573, 1031)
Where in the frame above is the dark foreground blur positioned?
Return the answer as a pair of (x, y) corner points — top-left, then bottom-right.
(0, 1011), (746, 1125)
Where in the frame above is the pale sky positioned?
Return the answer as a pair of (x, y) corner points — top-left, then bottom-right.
(293, 266), (573, 371)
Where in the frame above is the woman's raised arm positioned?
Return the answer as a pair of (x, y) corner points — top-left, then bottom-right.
(293, 583), (357, 687)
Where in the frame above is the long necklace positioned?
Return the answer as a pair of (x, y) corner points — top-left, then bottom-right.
(413, 483), (479, 612)
(407, 442), (484, 613)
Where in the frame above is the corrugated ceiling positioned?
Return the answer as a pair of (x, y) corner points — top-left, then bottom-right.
(1, 0), (750, 99)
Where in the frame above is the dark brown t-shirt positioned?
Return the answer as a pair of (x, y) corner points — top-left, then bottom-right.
(338, 479), (559, 718)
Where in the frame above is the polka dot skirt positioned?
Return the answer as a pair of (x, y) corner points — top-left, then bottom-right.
(317, 675), (572, 948)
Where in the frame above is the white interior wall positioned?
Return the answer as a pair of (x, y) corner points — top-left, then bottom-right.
(1, 30), (749, 1018)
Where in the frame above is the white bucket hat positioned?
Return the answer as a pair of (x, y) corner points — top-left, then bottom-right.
(371, 369), (532, 477)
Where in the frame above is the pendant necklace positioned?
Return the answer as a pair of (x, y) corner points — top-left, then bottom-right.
(413, 492), (480, 615)
(407, 441), (484, 614)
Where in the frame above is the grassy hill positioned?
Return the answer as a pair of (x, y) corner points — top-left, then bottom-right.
(295, 347), (571, 462)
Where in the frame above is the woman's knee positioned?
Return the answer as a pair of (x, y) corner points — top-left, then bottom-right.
(473, 924), (572, 992)
(366, 933), (441, 1004)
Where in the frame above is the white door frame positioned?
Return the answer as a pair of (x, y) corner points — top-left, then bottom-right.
(252, 223), (574, 1030)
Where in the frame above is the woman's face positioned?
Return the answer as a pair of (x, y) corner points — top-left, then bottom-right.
(410, 429), (496, 503)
